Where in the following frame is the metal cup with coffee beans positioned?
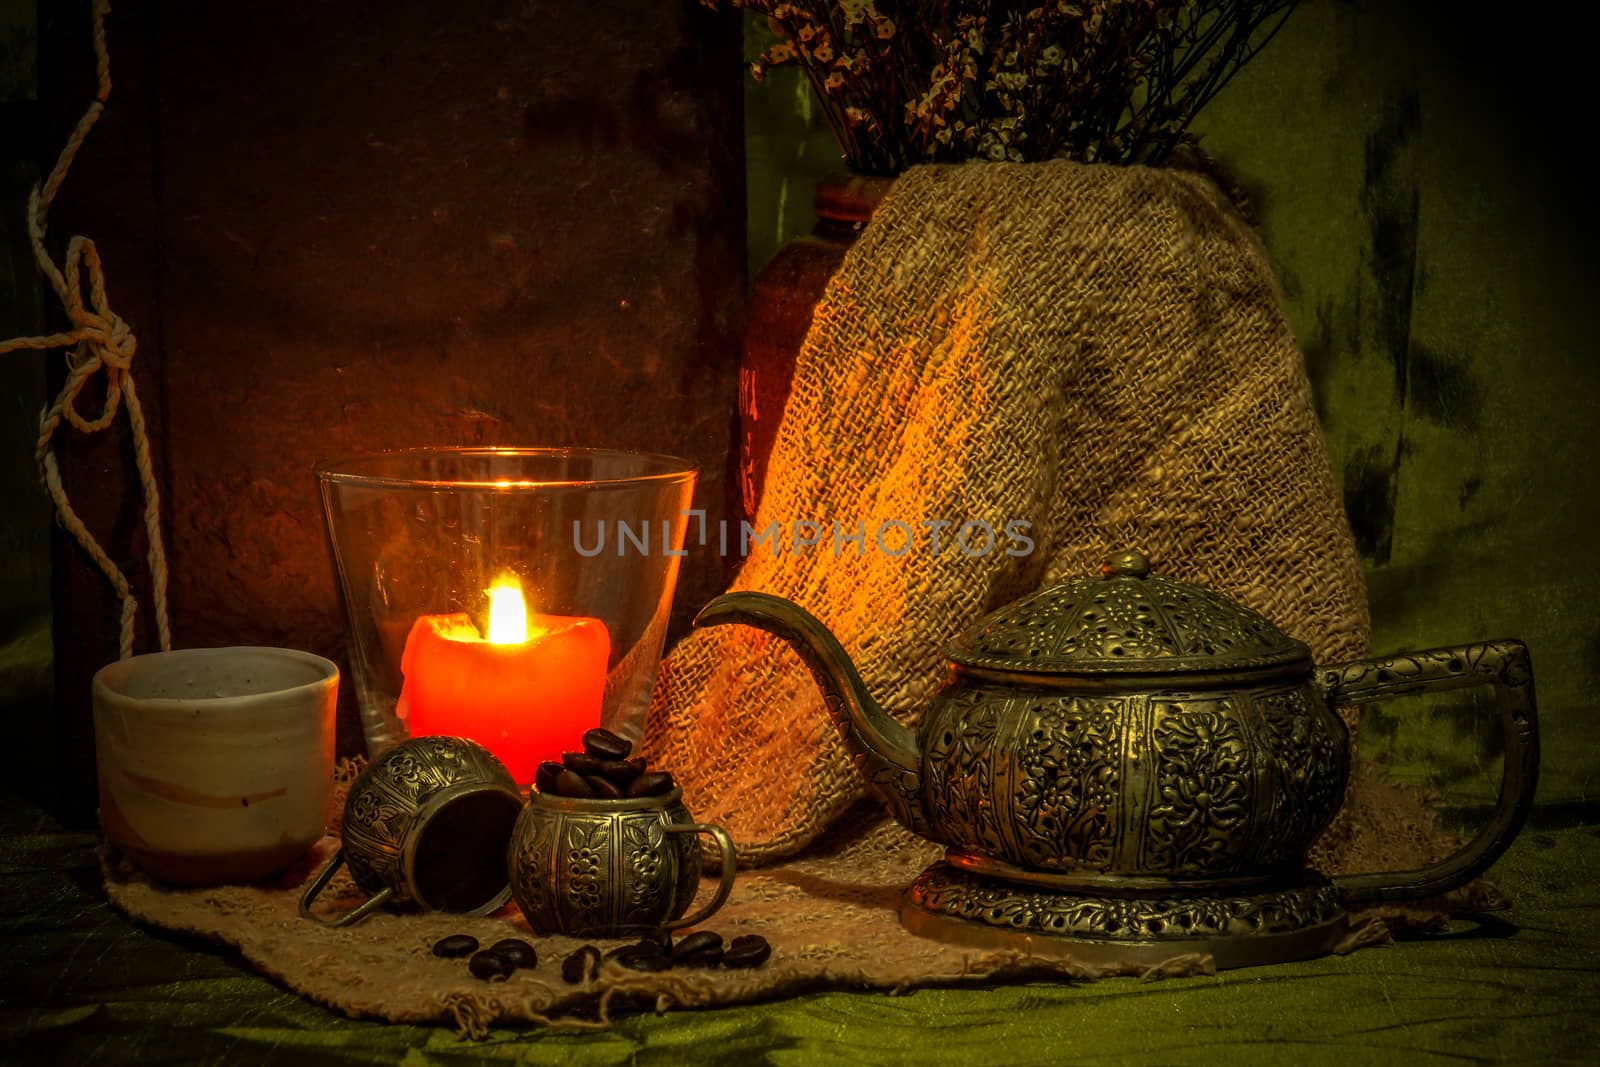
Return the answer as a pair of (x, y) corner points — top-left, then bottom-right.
(508, 728), (738, 939)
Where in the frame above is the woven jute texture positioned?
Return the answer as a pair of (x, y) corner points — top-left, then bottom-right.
(101, 780), (1462, 1034)
(102, 161), (1462, 1032)
(104, 795), (1237, 1035)
(645, 159), (1378, 867)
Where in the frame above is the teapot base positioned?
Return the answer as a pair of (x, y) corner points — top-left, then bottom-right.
(901, 862), (1349, 970)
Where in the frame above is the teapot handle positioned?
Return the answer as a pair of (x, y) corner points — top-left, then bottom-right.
(1318, 639), (1539, 904)
(660, 822), (737, 932)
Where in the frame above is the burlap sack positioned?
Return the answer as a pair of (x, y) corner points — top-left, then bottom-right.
(644, 159), (1373, 866)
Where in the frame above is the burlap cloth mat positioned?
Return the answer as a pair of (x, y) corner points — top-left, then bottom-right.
(104, 160), (1473, 1033)
(101, 771), (1479, 1035)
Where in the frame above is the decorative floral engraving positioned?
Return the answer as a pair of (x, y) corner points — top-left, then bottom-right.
(949, 569), (1306, 672)
(339, 736), (516, 901)
(1252, 688), (1345, 867)
(419, 734), (474, 772)
(622, 817), (665, 926)
(508, 806), (556, 929)
(923, 687), (1008, 857)
(1145, 700), (1250, 873)
(508, 801), (706, 936)
(907, 863), (1343, 941)
(1011, 696), (1120, 869)
(379, 749), (442, 800)
(562, 818), (609, 917)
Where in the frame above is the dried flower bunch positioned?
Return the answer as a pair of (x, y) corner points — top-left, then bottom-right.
(715, 1), (1297, 175)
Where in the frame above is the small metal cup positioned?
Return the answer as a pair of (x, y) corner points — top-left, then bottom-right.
(299, 735), (524, 927)
(508, 786), (736, 938)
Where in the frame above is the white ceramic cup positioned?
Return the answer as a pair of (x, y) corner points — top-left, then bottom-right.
(92, 646), (339, 886)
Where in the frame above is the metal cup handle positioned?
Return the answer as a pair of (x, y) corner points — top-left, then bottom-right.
(1318, 638), (1539, 904)
(297, 849), (396, 928)
(660, 822), (737, 932)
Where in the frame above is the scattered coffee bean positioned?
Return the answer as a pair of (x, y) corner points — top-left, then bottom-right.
(581, 727), (632, 761)
(625, 770), (675, 798)
(721, 934), (772, 969)
(609, 943), (671, 972)
(671, 930), (724, 968)
(469, 949), (516, 981)
(671, 930), (718, 955)
(561, 750), (605, 775)
(534, 760), (564, 795)
(490, 938), (538, 970)
(598, 757), (646, 786)
(604, 938), (671, 960)
(561, 945), (601, 984)
(585, 774), (623, 799)
(555, 769), (595, 798)
(679, 946), (723, 969)
(431, 934), (479, 959)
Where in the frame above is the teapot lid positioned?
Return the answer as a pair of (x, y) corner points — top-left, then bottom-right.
(946, 550), (1312, 676)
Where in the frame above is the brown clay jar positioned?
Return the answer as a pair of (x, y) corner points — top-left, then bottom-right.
(739, 173), (894, 520)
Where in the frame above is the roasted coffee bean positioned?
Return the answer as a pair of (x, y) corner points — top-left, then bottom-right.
(469, 949), (516, 981)
(489, 938), (538, 970)
(555, 769), (595, 798)
(670, 930), (719, 957)
(431, 934), (479, 959)
(598, 757), (646, 786)
(721, 934), (772, 969)
(602, 941), (659, 963)
(609, 943), (671, 972)
(603, 938), (670, 962)
(625, 770), (675, 798)
(671, 930), (723, 968)
(677, 944), (723, 968)
(561, 751), (605, 775)
(561, 945), (601, 984)
(585, 774), (623, 799)
(581, 727), (632, 761)
(534, 760), (564, 795)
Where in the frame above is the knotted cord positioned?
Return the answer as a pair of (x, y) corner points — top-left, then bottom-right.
(0, 0), (170, 658)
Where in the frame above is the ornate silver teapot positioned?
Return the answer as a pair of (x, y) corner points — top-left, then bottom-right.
(696, 551), (1539, 965)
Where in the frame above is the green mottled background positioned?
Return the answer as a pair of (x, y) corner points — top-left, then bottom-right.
(744, 0), (1600, 818)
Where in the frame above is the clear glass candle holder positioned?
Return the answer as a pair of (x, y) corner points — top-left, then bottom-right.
(318, 448), (696, 785)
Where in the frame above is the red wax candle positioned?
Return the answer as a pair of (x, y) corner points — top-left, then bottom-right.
(396, 581), (609, 784)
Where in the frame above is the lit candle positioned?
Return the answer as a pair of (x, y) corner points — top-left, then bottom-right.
(396, 576), (609, 784)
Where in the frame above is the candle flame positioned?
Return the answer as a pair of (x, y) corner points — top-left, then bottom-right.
(486, 577), (529, 644)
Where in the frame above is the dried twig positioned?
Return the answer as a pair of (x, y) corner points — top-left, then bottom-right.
(711, 1), (1298, 174)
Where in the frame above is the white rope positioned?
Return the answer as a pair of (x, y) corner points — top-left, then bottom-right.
(0, 0), (170, 659)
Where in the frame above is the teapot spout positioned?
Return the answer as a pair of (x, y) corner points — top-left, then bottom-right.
(693, 592), (928, 837)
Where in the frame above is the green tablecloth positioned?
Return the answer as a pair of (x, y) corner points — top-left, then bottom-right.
(4, 797), (1597, 1066)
